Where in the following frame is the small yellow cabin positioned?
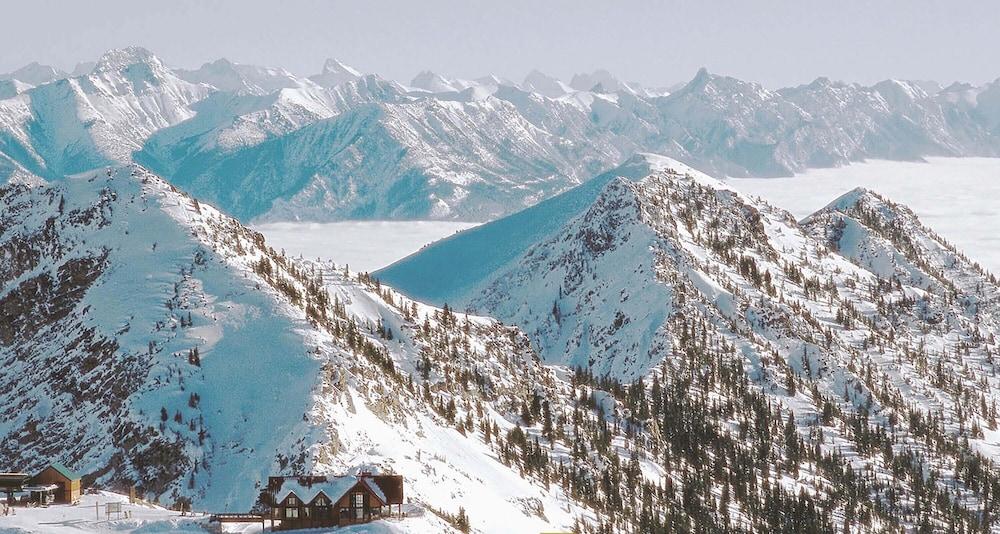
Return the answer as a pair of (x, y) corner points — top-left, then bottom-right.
(31, 464), (81, 504)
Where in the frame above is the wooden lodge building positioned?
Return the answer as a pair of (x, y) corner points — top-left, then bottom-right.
(1, 464), (81, 506)
(31, 464), (81, 504)
(264, 473), (403, 530)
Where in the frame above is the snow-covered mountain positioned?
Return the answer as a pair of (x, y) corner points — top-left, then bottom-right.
(126, 64), (1000, 221)
(2, 48), (1000, 222)
(375, 153), (666, 304)
(139, 85), (626, 221)
(521, 69), (574, 98)
(410, 71), (469, 93)
(0, 47), (212, 181)
(0, 165), (606, 532)
(378, 154), (1000, 531)
(308, 58), (363, 89)
(176, 58), (308, 95)
(0, 62), (67, 86)
(9, 162), (1000, 531)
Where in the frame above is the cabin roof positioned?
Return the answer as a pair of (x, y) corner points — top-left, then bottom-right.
(361, 478), (387, 504)
(371, 475), (404, 504)
(276, 476), (384, 506)
(44, 463), (80, 481)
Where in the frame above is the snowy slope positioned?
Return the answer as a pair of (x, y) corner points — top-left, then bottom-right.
(8, 167), (1000, 530)
(380, 155), (1000, 530)
(0, 165), (638, 533)
(375, 153), (674, 305)
(141, 91), (624, 221)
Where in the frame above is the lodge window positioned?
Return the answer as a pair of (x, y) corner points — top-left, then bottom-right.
(352, 492), (364, 520)
(285, 507), (299, 519)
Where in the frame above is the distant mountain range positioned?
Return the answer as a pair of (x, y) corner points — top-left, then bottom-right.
(1, 47), (999, 224)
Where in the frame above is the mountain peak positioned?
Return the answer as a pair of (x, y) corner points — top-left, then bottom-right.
(807, 76), (834, 89)
(321, 58), (361, 77)
(807, 186), (917, 229)
(522, 69), (571, 97)
(569, 69), (623, 93)
(410, 70), (459, 92)
(2, 61), (66, 86)
(309, 58), (362, 88)
(873, 78), (928, 104)
(827, 186), (887, 208)
(206, 57), (236, 69)
(690, 66), (712, 85)
(94, 46), (161, 72)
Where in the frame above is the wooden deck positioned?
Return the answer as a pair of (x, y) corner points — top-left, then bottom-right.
(208, 512), (265, 523)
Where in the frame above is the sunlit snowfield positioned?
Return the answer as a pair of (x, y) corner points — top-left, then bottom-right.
(252, 220), (479, 272)
(730, 157), (1000, 275)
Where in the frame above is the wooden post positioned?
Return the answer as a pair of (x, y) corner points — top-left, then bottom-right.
(96, 501), (99, 521)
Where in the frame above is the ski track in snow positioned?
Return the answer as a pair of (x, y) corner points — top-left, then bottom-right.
(730, 157), (1000, 275)
(251, 221), (479, 272)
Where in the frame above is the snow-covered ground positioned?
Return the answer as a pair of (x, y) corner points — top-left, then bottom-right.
(0, 491), (205, 533)
(0, 491), (441, 533)
(252, 221), (479, 272)
(730, 157), (1000, 274)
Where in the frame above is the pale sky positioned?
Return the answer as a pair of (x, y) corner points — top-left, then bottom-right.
(4, 0), (999, 88)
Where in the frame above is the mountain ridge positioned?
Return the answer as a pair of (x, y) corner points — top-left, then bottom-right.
(3, 48), (1000, 221)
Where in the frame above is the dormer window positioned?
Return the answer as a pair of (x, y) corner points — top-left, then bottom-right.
(286, 495), (299, 505)
(315, 496), (328, 506)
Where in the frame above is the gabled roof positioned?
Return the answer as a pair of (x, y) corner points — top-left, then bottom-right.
(44, 463), (80, 481)
(361, 478), (387, 504)
(371, 475), (404, 504)
(276, 476), (385, 506)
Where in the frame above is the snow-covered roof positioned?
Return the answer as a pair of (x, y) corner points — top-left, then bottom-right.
(276, 476), (385, 506)
(361, 478), (386, 504)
